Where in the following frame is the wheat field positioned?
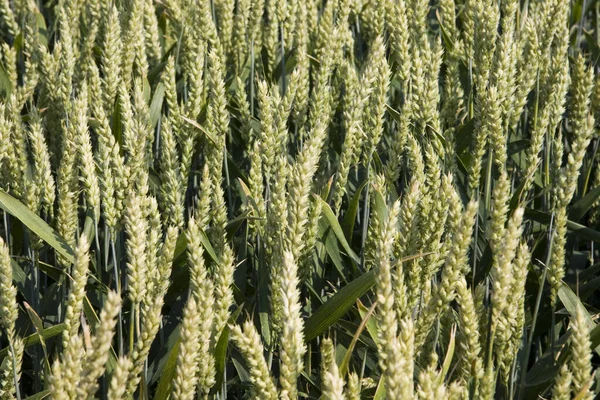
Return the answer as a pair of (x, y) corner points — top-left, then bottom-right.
(0, 0), (598, 398)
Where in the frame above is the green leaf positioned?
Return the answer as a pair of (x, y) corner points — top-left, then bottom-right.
(83, 296), (118, 374)
(303, 251), (429, 342)
(441, 325), (456, 380)
(558, 283), (600, 355)
(590, 323), (600, 349)
(525, 208), (600, 242)
(323, 228), (349, 283)
(33, 9), (48, 47)
(150, 82), (165, 128)
(569, 185), (600, 222)
(180, 114), (218, 145)
(154, 335), (180, 400)
(257, 238), (271, 348)
(172, 228), (220, 268)
(455, 118), (475, 155)
(373, 378), (386, 400)
(304, 271), (375, 341)
(211, 305), (244, 394)
(341, 179), (369, 240)
(23, 302), (51, 374)
(339, 300), (376, 376)
(314, 195), (360, 265)
(524, 333), (569, 386)
(24, 390), (50, 400)
(370, 190), (388, 226)
(0, 63), (12, 98)
(37, 261), (62, 281)
(0, 190), (74, 264)
(357, 300), (379, 347)
(0, 324), (65, 359)
(11, 259), (26, 294)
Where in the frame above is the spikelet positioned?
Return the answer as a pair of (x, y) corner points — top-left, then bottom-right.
(362, 36), (390, 161)
(101, 4), (123, 113)
(233, 76), (253, 143)
(548, 55), (594, 304)
(212, 209), (236, 337)
(469, 87), (499, 195)
(0, 237), (22, 400)
(419, 164), (451, 284)
(510, 19), (539, 129)
(143, 0), (161, 65)
(56, 11), (75, 106)
(78, 291), (122, 398)
(387, 0), (411, 82)
(3, 96), (34, 206)
(299, 195), (322, 280)
(145, 197), (162, 296)
(78, 0), (101, 83)
(126, 285), (167, 396)
(455, 275), (483, 384)
(288, 1), (310, 128)
(185, 217), (216, 395)
(163, 55), (179, 116)
(396, 179), (423, 311)
(478, 363), (496, 400)
(332, 61), (368, 214)
(27, 109), (55, 219)
(183, 41), (205, 121)
(266, 158), (289, 335)
(263, 0), (279, 73)
(122, 228), (177, 394)
(416, 201), (478, 348)
(131, 79), (154, 186)
(230, 321), (278, 400)
(522, 20), (570, 196)
(416, 354), (446, 399)
(18, 13), (40, 108)
(286, 136), (326, 260)
(257, 80), (277, 177)
(552, 362), (573, 400)
(496, 241), (531, 379)
(214, 0), (234, 55)
(205, 48), (229, 187)
(321, 338), (345, 400)
(124, 193), (148, 305)
(159, 117), (185, 229)
(384, 98), (411, 187)
(56, 112), (80, 258)
(50, 334), (85, 399)
(108, 357), (132, 399)
(490, 207), (524, 323)
(74, 86), (101, 223)
(569, 305), (594, 400)
(374, 200), (412, 399)
(172, 295), (203, 400)
(94, 97), (124, 235)
(122, 0), (147, 84)
(0, 0), (17, 37)
(232, 0), (251, 70)
(247, 140), (266, 236)
(278, 251), (306, 400)
(472, 0), (499, 90)
(152, 226), (179, 299)
(1, 44), (16, 93)
(346, 372), (361, 400)
(62, 233), (92, 348)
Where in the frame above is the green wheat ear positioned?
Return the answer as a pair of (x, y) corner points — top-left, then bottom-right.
(0, 0), (597, 398)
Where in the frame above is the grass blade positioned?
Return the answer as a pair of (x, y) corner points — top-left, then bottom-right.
(0, 190), (74, 264)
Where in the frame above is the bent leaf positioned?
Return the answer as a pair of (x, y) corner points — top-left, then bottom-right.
(0, 190), (74, 264)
